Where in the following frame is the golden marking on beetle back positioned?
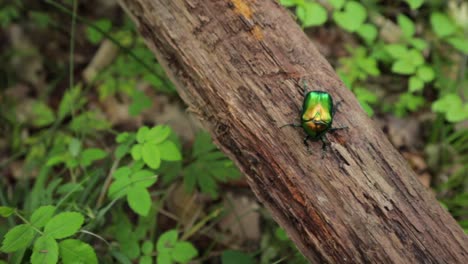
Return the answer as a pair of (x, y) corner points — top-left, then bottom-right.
(251, 25), (264, 40)
(303, 104), (331, 122)
(231, 0), (253, 19)
(303, 104), (330, 132)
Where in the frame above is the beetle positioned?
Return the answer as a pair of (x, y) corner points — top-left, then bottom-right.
(281, 90), (347, 157)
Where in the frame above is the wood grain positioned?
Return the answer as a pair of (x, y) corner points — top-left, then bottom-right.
(119, 0), (468, 262)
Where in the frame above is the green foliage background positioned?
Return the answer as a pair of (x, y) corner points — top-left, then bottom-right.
(0, 0), (467, 263)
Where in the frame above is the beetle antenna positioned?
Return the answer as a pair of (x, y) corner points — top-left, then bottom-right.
(302, 79), (309, 95)
(280, 123), (302, 129)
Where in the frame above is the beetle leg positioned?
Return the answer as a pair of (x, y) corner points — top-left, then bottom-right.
(329, 126), (348, 132)
(280, 123), (302, 129)
(333, 100), (344, 115)
(303, 136), (312, 154)
(300, 78), (309, 95)
(320, 136), (329, 159)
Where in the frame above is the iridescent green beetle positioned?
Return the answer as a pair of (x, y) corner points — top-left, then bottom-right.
(281, 90), (347, 157)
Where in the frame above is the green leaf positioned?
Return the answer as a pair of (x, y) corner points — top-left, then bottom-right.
(405, 0), (424, 10)
(385, 44), (408, 59)
(68, 138), (82, 157)
(80, 148), (107, 167)
(115, 144), (130, 159)
(30, 12), (51, 28)
(0, 224), (35, 252)
(198, 173), (218, 198)
(430, 94), (455, 113)
(432, 94), (468, 122)
(31, 102), (55, 127)
(221, 250), (255, 264)
(129, 90), (152, 116)
(58, 86), (85, 119)
(357, 23), (377, 43)
(86, 19), (112, 44)
(31, 236), (58, 264)
(193, 132), (216, 157)
(395, 93), (425, 116)
(127, 186), (151, 216)
(407, 49), (424, 67)
(31, 205), (56, 228)
(391, 60), (416, 75)
(69, 110), (110, 134)
(416, 65), (435, 82)
(108, 177), (131, 199)
(157, 230), (178, 253)
(275, 228), (289, 241)
(46, 154), (68, 167)
(56, 183), (83, 195)
(296, 2), (327, 27)
(131, 144), (143, 160)
(430, 12), (456, 38)
(354, 87), (377, 104)
(328, 0), (345, 9)
(409, 76), (424, 92)
(157, 252), (172, 264)
(184, 165), (198, 194)
(44, 212), (84, 239)
(397, 14), (415, 38)
(139, 255), (153, 264)
(197, 152), (226, 161)
(141, 240), (154, 255)
(409, 38), (428, 50)
(159, 141), (182, 161)
(0, 5), (20, 27)
(116, 132), (130, 143)
(59, 239), (98, 264)
(446, 37), (468, 54)
(279, 0), (296, 7)
(333, 1), (367, 32)
(146, 125), (171, 144)
(0, 206), (15, 217)
(132, 170), (157, 188)
(367, 95), (382, 111)
(114, 166), (132, 180)
(137, 126), (150, 143)
(171, 242), (198, 263)
(120, 240), (141, 260)
(142, 142), (161, 169)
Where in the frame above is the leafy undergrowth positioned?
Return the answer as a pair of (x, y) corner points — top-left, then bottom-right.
(0, 0), (467, 263)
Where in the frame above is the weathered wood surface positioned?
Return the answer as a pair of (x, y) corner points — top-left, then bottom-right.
(119, 0), (468, 262)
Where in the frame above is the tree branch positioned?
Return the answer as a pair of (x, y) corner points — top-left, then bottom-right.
(119, 0), (468, 262)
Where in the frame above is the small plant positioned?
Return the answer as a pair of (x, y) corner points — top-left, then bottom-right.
(432, 94), (468, 123)
(130, 125), (182, 169)
(156, 230), (198, 264)
(184, 132), (241, 198)
(0, 205), (98, 264)
(85, 18), (176, 107)
(430, 12), (468, 54)
(108, 162), (158, 216)
(0, 1), (21, 27)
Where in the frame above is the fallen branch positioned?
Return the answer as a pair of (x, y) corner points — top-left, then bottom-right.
(119, 0), (468, 262)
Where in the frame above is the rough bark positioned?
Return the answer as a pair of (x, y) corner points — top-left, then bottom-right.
(119, 0), (468, 263)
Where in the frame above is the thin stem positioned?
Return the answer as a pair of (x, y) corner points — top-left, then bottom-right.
(181, 207), (222, 241)
(95, 158), (120, 209)
(44, 0), (172, 90)
(69, 0), (78, 90)
(15, 211), (43, 235)
(80, 230), (111, 246)
(0, 184), (16, 227)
